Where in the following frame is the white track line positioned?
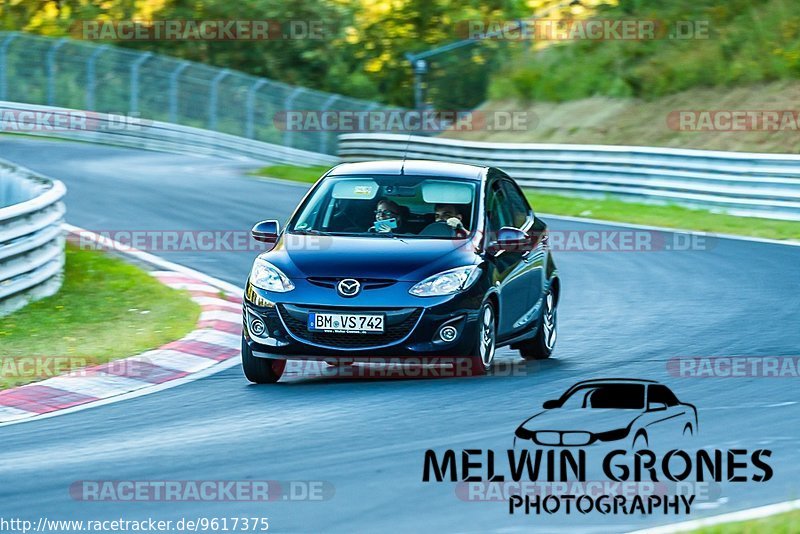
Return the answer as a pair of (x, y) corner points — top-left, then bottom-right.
(628, 498), (800, 533)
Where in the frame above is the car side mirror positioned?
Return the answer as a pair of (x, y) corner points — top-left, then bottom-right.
(647, 401), (667, 412)
(542, 400), (559, 409)
(252, 220), (280, 244)
(490, 226), (530, 253)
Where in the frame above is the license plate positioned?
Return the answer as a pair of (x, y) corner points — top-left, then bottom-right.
(308, 312), (384, 334)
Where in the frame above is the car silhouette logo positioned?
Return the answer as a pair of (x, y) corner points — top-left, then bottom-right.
(337, 278), (361, 297)
(514, 378), (698, 449)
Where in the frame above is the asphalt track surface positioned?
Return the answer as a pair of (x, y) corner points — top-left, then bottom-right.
(1, 137), (799, 533)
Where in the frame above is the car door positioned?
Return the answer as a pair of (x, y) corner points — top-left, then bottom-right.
(501, 179), (546, 326)
(645, 384), (688, 442)
(485, 177), (533, 337)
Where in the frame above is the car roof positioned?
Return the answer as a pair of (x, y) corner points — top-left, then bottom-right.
(568, 378), (659, 387)
(327, 160), (487, 181)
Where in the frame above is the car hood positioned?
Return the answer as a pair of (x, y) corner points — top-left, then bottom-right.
(263, 235), (478, 281)
(517, 408), (643, 434)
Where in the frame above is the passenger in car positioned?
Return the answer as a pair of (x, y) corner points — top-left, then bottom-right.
(371, 199), (406, 233)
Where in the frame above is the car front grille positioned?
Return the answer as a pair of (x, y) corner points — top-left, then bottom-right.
(277, 304), (422, 350)
(306, 277), (396, 290)
(533, 431), (593, 446)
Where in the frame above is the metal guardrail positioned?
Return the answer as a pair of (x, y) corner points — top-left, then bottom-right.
(0, 160), (66, 316)
(338, 133), (800, 221)
(0, 101), (339, 166)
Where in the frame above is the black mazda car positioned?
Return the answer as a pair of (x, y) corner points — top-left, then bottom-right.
(241, 160), (560, 383)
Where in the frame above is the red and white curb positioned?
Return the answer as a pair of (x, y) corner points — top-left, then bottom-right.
(0, 226), (245, 426)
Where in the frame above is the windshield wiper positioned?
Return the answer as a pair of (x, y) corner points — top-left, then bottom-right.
(370, 232), (409, 244)
(291, 228), (330, 236)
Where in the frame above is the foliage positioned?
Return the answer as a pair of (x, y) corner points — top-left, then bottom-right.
(0, 0), (533, 108)
(491, 0), (800, 102)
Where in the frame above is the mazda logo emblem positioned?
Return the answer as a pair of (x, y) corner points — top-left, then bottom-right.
(337, 278), (361, 297)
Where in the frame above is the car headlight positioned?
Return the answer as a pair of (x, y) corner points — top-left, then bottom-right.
(409, 266), (480, 297)
(249, 258), (295, 293)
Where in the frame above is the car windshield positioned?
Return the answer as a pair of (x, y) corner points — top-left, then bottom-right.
(289, 174), (478, 239)
(558, 384), (645, 410)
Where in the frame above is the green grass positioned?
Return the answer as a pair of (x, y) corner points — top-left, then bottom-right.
(525, 191), (800, 241)
(692, 509), (800, 533)
(253, 164), (800, 241)
(0, 244), (201, 389)
(251, 164), (329, 184)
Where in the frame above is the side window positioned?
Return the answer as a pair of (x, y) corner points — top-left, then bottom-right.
(486, 182), (512, 233)
(502, 180), (531, 229)
(648, 385), (679, 406)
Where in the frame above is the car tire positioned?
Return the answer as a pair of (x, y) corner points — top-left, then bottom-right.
(463, 301), (496, 376)
(241, 335), (285, 384)
(518, 289), (557, 360)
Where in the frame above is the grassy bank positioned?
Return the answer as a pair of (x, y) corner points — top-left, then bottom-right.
(0, 244), (201, 389)
(442, 81), (800, 154)
(693, 509), (800, 533)
(253, 164), (800, 241)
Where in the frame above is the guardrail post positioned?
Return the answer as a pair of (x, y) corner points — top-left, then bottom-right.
(85, 45), (108, 110)
(208, 69), (231, 130)
(245, 79), (267, 139)
(46, 38), (67, 106)
(318, 94), (339, 154)
(283, 87), (306, 148)
(129, 52), (152, 114)
(168, 61), (191, 124)
(0, 33), (19, 101)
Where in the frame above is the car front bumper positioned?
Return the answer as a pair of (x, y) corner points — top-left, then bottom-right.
(242, 279), (486, 361)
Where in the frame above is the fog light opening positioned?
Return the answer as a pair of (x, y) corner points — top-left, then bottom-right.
(250, 318), (266, 336)
(438, 325), (458, 343)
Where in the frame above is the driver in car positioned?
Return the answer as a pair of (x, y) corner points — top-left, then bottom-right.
(434, 204), (465, 231)
(418, 203), (467, 238)
(371, 199), (405, 233)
